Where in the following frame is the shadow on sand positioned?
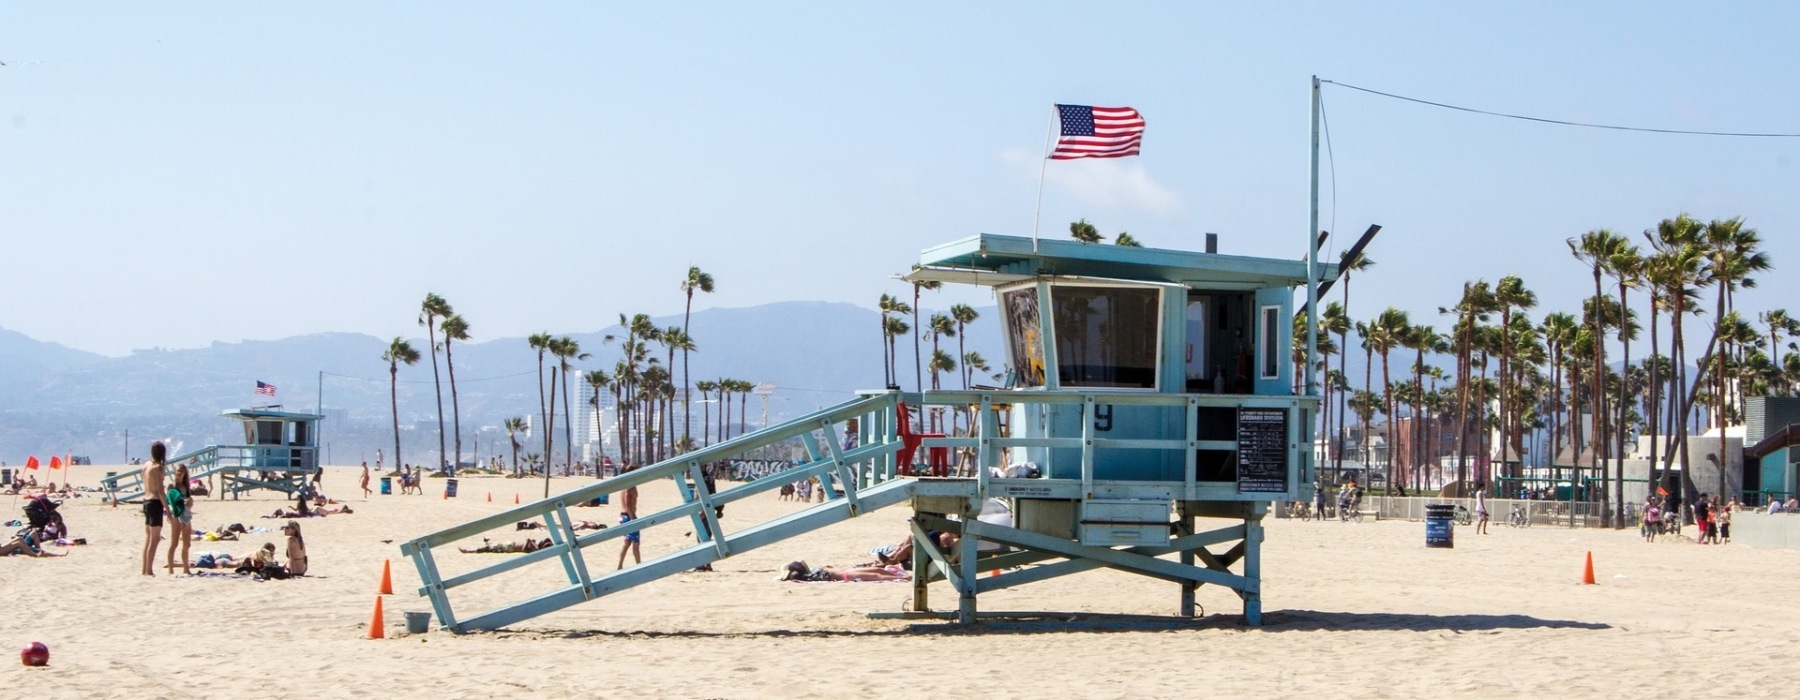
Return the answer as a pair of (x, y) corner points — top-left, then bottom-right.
(489, 609), (1607, 640)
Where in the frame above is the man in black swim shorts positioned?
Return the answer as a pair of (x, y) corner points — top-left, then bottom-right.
(141, 442), (168, 576)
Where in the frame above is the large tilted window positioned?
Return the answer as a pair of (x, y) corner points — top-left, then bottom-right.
(1051, 285), (1161, 389)
(1002, 286), (1046, 388)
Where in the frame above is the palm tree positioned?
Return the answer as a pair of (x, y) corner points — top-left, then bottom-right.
(911, 278), (942, 393)
(695, 379), (719, 445)
(1492, 275), (1537, 483)
(680, 266), (715, 443)
(950, 304), (980, 388)
(439, 313), (470, 473)
(419, 293), (453, 472)
(1604, 243), (1642, 526)
(1761, 309), (1799, 394)
(528, 332), (554, 467)
(503, 417), (527, 477)
(1319, 302), (1351, 469)
(1069, 218), (1102, 243)
(660, 326), (693, 457)
(1700, 217), (1771, 474)
(1336, 250), (1375, 478)
(732, 378), (753, 437)
(1569, 229), (1629, 522)
(878, 294), (907, 388)
(381, 338), (421, 473)
(1114, 232), (1142, 247)
(884, 315), (911, 390)
(1368, 308), (1409, 492)
(962, 351), (992, 385)
(1445, 281), (1495, 491)
(554, 337), (590, 477)
(1644, 215), (1706, 498)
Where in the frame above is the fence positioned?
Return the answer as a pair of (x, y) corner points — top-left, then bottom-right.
(1368, 496), (1613, 528)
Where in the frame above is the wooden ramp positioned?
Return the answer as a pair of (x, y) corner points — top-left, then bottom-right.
(102, 445), (316, 503)
(399, 393), (914, 632)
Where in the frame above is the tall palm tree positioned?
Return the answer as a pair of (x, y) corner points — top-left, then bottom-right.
(878, 294), (906, 388)
(503, 416), (527, 477)
(381, 338), (421, 473)
(732, 378), (753, 436)
(661, 326), (693, 456)
(884, 315), (911, 390)
(911, 279), (942, 393)
(695, 379), (719, 445)
(1337, 250), (1375, 478)
(1761, 309), (1799, 394)
(1569, 230), (1628, 519)
(1644, 215), (1706, 497)
(1700, 217), (1771, 470)
(680, 266), (715, 443)
(962, 351), (991, 385)
(528, 332), (554, 466)
(1368, 308), (1409, 492)
(950, 304), (980, 388)
(1604, 243), (1642, 526)
(419, 293), (453, 472)
(1069, 218), (1102, 243)
(439, 313), (470, 473)
(1445, 281), (1495, 491)
(555, 336), (590, 475)
(1492, 275), (1537, 483)
(1319, 302), (1351, 470)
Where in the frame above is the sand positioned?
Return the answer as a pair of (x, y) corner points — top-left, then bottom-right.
(3, 464), (1796, 699)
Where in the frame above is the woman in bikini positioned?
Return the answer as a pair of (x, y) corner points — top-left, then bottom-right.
(282, 520), (308, 576)
(780, 561), (910, 582)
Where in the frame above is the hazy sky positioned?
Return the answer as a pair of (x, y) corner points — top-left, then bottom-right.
(3, 4), (1796, 357)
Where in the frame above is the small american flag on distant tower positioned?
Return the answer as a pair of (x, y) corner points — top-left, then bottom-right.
(255, 381), (277, 396)
(1050, 104), (1145, 160)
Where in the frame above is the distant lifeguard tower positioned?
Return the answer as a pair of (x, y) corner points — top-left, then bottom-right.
(104, 407), (324, 502)
(400, 232), (1328, 631)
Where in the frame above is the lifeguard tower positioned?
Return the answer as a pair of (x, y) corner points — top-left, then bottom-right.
(103, 408), (324, 502)
(399, 232), (1327, 631)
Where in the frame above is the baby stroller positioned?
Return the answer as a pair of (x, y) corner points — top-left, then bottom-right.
(22, 494), (65, 539)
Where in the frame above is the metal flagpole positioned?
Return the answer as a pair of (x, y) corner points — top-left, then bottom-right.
(1031, 106), (1057, 252)
(1305, 77), (1321, 398)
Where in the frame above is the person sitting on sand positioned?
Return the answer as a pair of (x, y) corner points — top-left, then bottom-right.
(282, 520), (308, 576)
(0, 528), (65, 557)
(779, 560), (910, 583)
(460, 538), (552, 554)
(515, 520), (607, 531)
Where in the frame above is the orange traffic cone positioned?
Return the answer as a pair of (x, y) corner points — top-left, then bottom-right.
(1581, 551), (1596, 585)
(514, 494), (520, 505)
(367, 596), (386, 639)
(487, 492), (493, 502)
(379, 560), (394, 595)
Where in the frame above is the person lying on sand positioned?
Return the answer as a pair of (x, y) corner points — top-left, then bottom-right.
(0, 529), (65, 557)
(515, 520), (607, 531)
(779, 560), (910, 583)
(460, 538), (553, 554)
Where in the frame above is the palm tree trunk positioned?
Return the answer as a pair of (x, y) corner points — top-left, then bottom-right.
(545, 366), (558, 497)
(447, 341), (462, 473)
(563, 369), (575, 474)
(390, 365), (403, 473)
(429, 324), (446, 473)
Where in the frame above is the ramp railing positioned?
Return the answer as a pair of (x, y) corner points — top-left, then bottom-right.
(399, 391), (916, 632)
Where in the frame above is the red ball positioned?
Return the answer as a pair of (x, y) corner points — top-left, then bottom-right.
(21, 641), (48, 667)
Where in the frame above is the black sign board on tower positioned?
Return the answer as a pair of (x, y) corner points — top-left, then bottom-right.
(1236, 407), (1289, 493)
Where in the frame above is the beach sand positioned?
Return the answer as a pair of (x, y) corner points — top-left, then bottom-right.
(3, 464), (1796, 699)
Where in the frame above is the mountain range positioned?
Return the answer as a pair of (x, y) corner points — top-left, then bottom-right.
(0, 301), (1004, 465)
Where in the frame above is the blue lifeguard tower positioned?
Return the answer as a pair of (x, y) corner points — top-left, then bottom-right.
(103, 407), (324, 502)
(399, 232), (1328, 631)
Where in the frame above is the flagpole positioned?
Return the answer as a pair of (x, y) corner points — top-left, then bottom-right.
(1306, 76), (1323, 494)
(1031, 105), (1057, 252)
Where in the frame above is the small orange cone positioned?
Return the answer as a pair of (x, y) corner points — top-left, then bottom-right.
(1581, 551), (1596, 585)
(379, 560), (394, 595)
(989, 569), (1001, 578)
(367, 596), (386, 639)
(514, 494), (520, 504)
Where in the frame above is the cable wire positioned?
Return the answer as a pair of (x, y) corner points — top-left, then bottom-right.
(1324, 80), (1800, 138)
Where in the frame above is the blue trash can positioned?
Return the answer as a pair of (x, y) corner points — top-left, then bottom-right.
(1425, 504), (1455, 548)
(445, 478), (459, 498)
(380, 476), (392, 495)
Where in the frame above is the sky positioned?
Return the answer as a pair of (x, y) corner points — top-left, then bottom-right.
(3, 3), (1797, 357)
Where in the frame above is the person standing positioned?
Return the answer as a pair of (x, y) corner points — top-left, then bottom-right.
(360, 461), (372, 498)
(1475, 481), (1490, 535)
(616, 467), (641, 570)
(1312, 481), (1327, 521)
(1693, 494), (1712, 545)
(140, 442), (168, 577)
(165, 461), (194, 575)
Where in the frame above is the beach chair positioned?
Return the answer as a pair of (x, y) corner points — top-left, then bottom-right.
(895, 401), (947, 477)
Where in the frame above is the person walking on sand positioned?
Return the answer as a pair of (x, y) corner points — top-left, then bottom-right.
(141, 442), (168, 576)
(360, 461), (372, 498)
(617, 466), (641, 570)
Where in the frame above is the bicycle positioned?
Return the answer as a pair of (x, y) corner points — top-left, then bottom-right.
(1508, 503), (1531, 528)
(1452, 504), (1472, 526)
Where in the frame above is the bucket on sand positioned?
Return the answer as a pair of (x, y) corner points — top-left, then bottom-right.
(404, 611), (432, 634)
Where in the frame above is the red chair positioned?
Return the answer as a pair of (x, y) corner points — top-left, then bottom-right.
(895, 402), (948, 477)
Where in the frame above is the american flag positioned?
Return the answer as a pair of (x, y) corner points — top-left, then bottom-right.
(1050, 104), (1145, 160)
(255, 381), (277, 396)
